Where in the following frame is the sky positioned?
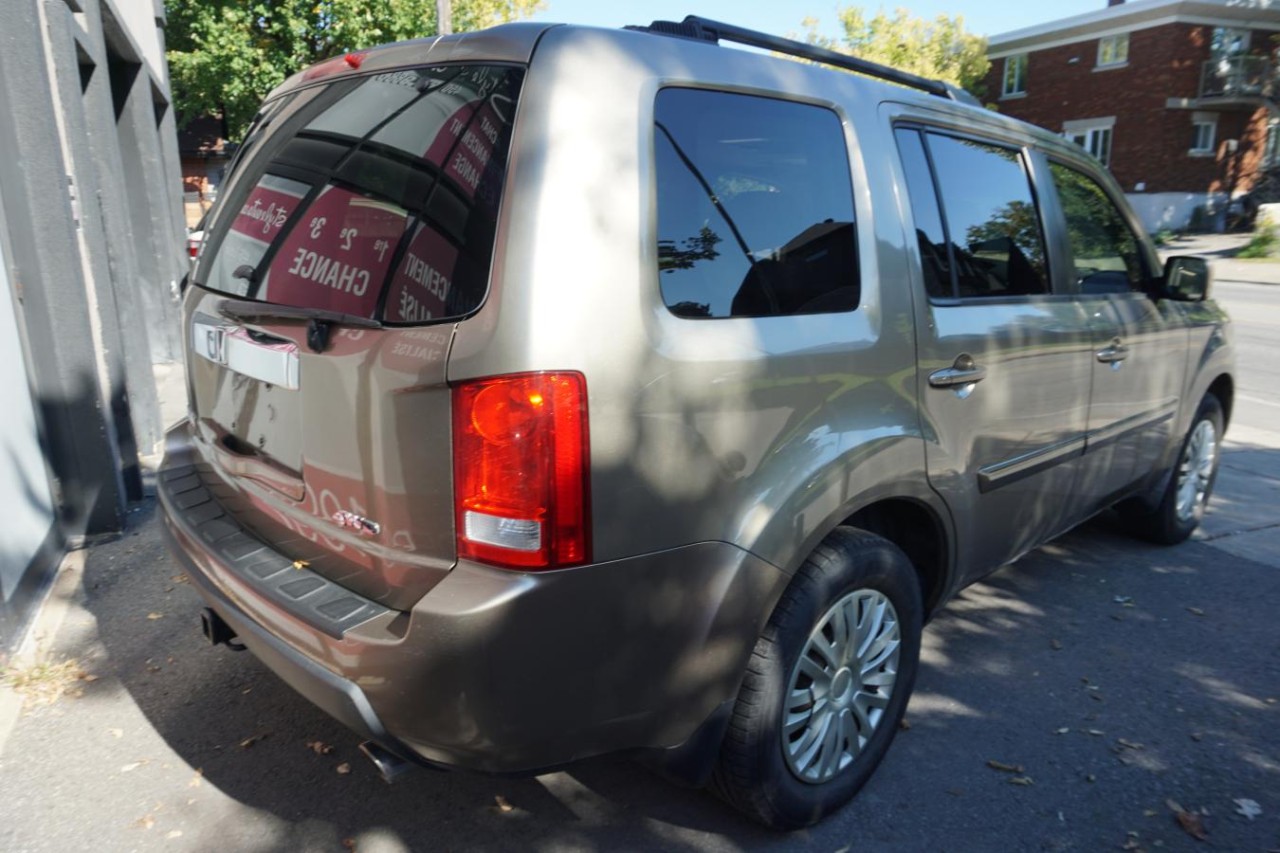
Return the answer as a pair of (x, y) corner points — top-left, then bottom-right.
(529, 1), (1109, 39)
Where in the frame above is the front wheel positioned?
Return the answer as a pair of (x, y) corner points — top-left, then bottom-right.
(711, 528), (922, 830)
(1122, 394), (1224, 545)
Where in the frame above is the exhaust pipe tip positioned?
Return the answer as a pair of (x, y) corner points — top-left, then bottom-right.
(360, 741), (414, 784)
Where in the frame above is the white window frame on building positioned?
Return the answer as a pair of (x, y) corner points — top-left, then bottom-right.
(1097, 33), (1129, 68)
(1063, 117), (1115, 167)
(1003, 54), (1028, 97)
(1264, 120), (1280, 169)
(1189, 113), (1217, 156)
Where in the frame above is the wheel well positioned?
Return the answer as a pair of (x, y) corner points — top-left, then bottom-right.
(844, 499), (948, 617)
(1208, 374), (1234, 428)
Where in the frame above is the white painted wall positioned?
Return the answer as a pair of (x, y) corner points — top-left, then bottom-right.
(1125, 191), (1228, 233)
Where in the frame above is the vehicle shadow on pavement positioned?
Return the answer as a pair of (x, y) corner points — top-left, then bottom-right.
(14, 467), (1278, 851)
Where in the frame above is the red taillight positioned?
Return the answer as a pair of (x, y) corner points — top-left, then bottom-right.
(188, 240), (199, 259)
(452, 372), (590, 570)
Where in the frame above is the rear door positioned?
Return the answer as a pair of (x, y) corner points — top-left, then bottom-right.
(187, 65), (523, 609)
(893, 125), (1095, 581)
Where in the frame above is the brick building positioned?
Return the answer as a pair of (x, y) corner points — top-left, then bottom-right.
(985, 0), (1280, 231)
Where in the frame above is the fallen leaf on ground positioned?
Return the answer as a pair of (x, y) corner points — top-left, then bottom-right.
(121, 762), (144, 773)
(493, 795), (514, 812)
(307, 740), (335, 755)
(1114, 595), (1133, 604)
(239, 733), (268, 749)
(1054, 727), (1070, 735)
(170, 574), (189, 584)
(987, 759), (1024, 773)
(1167, 800), (1208, 841)
(79, 672), (99, 683)
(1009, 776), (1034, 786)
(1233, 798), (1261, 820)
(166, 831), (183, 840)
(898, 718), (911, 731)
(292, 560), (309, 570)
(1186, 607), (1205, 616)
(146, 613), (164, 620)
(1144, 809), (1159, 817)
(1189, 732), (1203, 742)
(336, 762), (351, 775)
(1087, 729), (1106, 736)
(1051, 638), (1063, 650)
(1086, 774), (1096, 783)
(108, 728), (123, 739)
(1117, 739), (1144, 750)
(188, 768), (203, 788)
(133, 815), (155, 830)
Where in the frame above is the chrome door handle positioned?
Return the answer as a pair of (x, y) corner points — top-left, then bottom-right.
(1096, 342), (1129, 364)
(929, 354), (987, 388)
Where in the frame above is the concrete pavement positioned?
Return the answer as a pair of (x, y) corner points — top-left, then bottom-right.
(2, 258), (1277, 852)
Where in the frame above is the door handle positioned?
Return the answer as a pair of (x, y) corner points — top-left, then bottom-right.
(1096, 340), (1129, 364)
(929, 354), (987, 388)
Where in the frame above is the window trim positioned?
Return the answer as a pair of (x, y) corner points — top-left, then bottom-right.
(1264, 120), (1280, 169)
(1096, 33), (1130, 69)
(1063, 117), (1115, 167)
(1002, 54), (1028, 98)
(1190, 114), (1217, 156)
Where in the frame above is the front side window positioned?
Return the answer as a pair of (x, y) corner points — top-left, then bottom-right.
(196, 65), (523, 324)
(1003, 54), (1028, 96)
(1048, 161), (1146, 294)
(895, 130), (1049, 299)
(1097, 34), (1130, 67)
(654, 88), (859, 319)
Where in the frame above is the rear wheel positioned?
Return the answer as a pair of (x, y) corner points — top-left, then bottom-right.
(1122, 394), (1223, 545)
(711, 528), (922, 830)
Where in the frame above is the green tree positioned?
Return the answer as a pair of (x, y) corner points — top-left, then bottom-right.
(799, 6), (989, 97)
(165, 0), (543, 138)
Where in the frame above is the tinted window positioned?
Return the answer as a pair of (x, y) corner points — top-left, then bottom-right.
(195, 66), (522, 324)
(1049, 162), (1146, 293)
(925, 133), (1048, 298)
(654, 88), (858, 319)
(894, 128), (953, 299)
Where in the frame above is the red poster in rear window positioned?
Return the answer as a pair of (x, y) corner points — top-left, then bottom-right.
(424, 98), (504, 203)
(262, 185), (408, 318)
(384, 223), (459, 323)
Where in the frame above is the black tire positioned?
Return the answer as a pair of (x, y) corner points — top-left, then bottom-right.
(710, 527), (923, 830)
(1121, 394), (1224, 545)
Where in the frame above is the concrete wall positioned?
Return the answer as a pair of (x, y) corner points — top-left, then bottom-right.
(0, 0), (185, 650)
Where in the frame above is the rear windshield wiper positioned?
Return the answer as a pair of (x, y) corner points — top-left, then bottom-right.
(215, 298), (383, 329)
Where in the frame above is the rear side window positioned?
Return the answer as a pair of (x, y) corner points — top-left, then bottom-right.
(654, 88), (858, 319)
(1047, 161), (1147, 293)
(894, 128), (1049, 299)
(195, 65), (523, 324)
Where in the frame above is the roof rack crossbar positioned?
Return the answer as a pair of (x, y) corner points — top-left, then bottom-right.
(668, 15), (975, 105)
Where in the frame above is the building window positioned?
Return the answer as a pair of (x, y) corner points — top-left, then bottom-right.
(1264, 121), (1280, 169)
(1097, 33), (1129, 67)
(1003, 54), (1028, 97)
(1190, 118), (1217, 155)
(1064, 119), (1115, 167)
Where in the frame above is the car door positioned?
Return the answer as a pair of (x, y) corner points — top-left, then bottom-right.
(1041, 159), (1188, 513)
(894, 125), (1096, 582)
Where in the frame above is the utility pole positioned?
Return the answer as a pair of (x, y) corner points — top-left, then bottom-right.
(437, 0), (452, 35)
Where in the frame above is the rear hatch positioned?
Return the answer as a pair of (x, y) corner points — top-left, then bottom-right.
(186, 63), (524, 610)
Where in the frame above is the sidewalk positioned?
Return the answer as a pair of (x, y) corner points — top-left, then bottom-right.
(1158, 231), (1280, 284)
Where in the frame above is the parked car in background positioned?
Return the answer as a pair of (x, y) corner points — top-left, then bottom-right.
(186, 211), (206, 275)
(158, 17), (1234, 830)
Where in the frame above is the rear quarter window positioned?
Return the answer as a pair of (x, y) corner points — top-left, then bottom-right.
(195, 65), (523, 325)
(654, 88), (859, 319)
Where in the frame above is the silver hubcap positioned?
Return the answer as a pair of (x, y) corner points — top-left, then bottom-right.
(1175, 418), (1217, 522)
(782, 589), (901, 785)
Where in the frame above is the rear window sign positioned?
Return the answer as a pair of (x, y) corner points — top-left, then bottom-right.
(424, 96), (509, 205)
(385, 223), (458, 322)
(262, 186), (408, 318)
(232, 174), (309, 244)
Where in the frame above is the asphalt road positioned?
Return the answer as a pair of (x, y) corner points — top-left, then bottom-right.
(1, 286), (1277, 852)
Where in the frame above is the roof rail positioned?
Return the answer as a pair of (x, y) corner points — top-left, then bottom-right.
(627, 15), (981, 107)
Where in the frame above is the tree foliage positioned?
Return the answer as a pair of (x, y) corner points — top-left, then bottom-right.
(165, 0), (543, 138)
(799, 6), (989, 97)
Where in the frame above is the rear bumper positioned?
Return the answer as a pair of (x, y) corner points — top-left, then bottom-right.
(158, 422), (788, 774)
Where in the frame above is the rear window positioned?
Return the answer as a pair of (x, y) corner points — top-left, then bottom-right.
(654, 88), (859, 319)
(194, 65), (523, 324)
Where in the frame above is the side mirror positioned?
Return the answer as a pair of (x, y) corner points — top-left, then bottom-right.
(1162, 255), (1211, 301)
